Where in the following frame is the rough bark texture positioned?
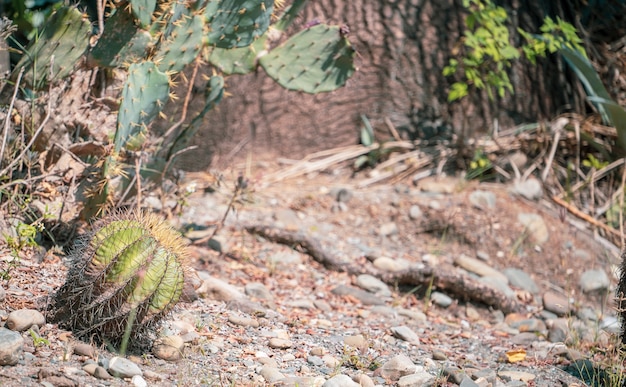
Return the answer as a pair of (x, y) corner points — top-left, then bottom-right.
(172, 0), (588, 171)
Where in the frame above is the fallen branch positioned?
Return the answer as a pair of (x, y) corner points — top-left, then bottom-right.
(244, 224), (524, 314)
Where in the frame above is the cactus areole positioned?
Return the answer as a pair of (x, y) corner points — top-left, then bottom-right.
(49, 211), (187, 349)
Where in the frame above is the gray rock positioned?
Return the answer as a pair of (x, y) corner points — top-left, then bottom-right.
(343, 335), (367, 350)
(517, 213), (549, 245)
(0, 286), (5, 303)
(207, 236), (229, 253)
(380, 354), (418, 381)
(268, 338), (293, 349)
(83, 363), (112, 379)
(108, 356), (142, 378)
(152, 335), (185, 361)
(503, 268), (539, 294)
(397, 308), (427, 322)
(408, 205), (423, 220)
(5, 309), (45, 331)
(323, 355), (340, 368)
(307, 355), (324, 366)
(352, 374), (375, 387)
(390, 326), (420, 344)
(478, 276), (515, 299)
(313, 300), (332, 312)
(73, 342), (96, 357)
(331, 285), (385, 305)
(497, 370), (536, 383)
(196, 276), (244, 302)
(323, 374), (360, 387)
(543, 292), (570, 316)
(510, 332), (542, 346)
(459, 376), (480, 387)
(0, 327), (23, 365)
(579, 269), (610, 293)
(355, 274), (391, 296)
(600, 315), (620, 335)
(468, 190), (496, 209)
(279, 376), (326, 387)
(454, 255), (508, 284)
(507, 318), (546, 333)
(442, 366), (467, 384)
(430, 291), (453, 308)
(547, 318), (570, 343)
(228, 314), (260, 327)
(285, 299), (316, 309)
(245, 282), (274, 301)
(379, 222), (398, 236)
(260, 366), (285, 383)
(510, 178), (543, 200)
(397, 372), (436, 386)
(473, 369), (497, 385)
(131, 375), (148, 387)
(373, 256), (410, 272)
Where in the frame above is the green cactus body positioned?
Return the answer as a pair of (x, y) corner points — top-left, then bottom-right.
(259, 24), (356, 93)
(130, 0), (157, 28)
(208, 34), (266, 74)
(50, 212), (187, 348)
(116, 62), (170, 152)
(155, 13), (205, 73)
(89, 9), (153, 68)
(12, 6), (91, 89)
(206, 0), (273, 49)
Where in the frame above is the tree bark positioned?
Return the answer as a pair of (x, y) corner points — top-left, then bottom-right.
(173, 0), (595, 171)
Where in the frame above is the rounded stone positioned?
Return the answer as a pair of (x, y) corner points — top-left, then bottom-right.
(5, 309), (45, 332)
(153, 336), (185, 362)
(268, 338), (292, 349)
(0, 327), (23, 365)
(108, 356), (142, 378)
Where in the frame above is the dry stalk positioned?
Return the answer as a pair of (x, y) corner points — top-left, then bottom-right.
(0, 67), (24, 166)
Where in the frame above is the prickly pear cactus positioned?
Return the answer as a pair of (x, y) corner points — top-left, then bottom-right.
(155, 13), (205, 73)
(88, 8), (153, 68)
(49, 211), (187, 348)
(130, 0), (157, 28)
(116, 62), (170, 152)
(206, 0), (273, 48)
(259, 24), (356, 93)
(12, 6), (91, 89)
(208, 35), (266, 74)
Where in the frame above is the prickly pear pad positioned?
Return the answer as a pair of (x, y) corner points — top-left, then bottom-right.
(206, 0), (273, 48)
(259, 24), (356, 93)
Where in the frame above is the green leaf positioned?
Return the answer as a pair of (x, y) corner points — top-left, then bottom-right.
(448, 82), (468, 101)
(559, 46), (626, 153)
(360, 115), (374, 146)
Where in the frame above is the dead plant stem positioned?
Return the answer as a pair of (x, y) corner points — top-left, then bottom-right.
(0, 67), (24, 167)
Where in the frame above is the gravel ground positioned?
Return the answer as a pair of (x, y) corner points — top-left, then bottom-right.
(0, 166), (622, 386)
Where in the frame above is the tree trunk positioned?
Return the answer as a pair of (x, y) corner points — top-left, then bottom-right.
(173, 0), (597, 171)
